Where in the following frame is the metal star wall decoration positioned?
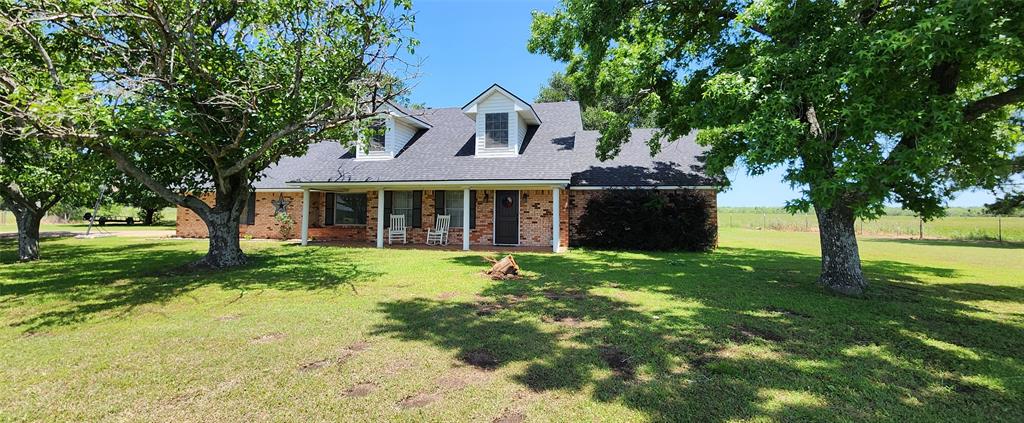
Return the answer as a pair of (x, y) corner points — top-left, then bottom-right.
(272, 196), (291, 215)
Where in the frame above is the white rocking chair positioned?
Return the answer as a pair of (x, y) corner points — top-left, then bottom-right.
(388, 214), (407, 245)
(426, 215), (451, 246)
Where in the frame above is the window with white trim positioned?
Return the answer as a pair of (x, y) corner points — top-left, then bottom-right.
(484, 113), (509, 148)
(367, 121), (386, 152)
(444, 191), (464, 228)
(392, 191), (414, 223)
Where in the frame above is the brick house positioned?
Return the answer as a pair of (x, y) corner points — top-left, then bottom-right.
(176, 84), (720, 252)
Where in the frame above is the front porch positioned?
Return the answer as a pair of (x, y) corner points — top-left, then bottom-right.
(295, 183), (569, 253)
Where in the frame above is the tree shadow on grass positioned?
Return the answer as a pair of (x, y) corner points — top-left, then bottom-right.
(870, 238), (1024, 250)
(373, 247), (1024, 421)
(0, 239), (380, 332)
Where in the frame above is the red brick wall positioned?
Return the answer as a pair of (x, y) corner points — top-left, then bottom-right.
(176, 192), (306, 239)
(176, 188), (575, 249)
(567, 188), (718, 246)
(176, 191), (367, 241)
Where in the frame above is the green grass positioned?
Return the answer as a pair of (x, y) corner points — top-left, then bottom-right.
(0, 207), (177, 234)
(2, 229), (1022, 422)
(720, 209), (1024, 242)
(0, 221), (175, 234)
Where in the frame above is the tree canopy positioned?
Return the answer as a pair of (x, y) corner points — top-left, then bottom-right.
(535, 71), (657, 132)
(2, 0), (418, 267)
(530, 0), (1024, 295)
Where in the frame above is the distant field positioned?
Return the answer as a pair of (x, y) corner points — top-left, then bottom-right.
(0, 207), (177, 235)
(719, 208), (1024, 242)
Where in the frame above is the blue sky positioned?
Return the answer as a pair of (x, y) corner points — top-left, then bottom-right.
(405, 0), (997, 207)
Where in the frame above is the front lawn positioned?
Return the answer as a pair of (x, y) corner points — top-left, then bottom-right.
(1, 229), (1022, 421)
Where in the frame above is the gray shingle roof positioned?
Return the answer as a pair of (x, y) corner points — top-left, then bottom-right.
(253, 101), (717, 189)
(570, 129), (718, 187)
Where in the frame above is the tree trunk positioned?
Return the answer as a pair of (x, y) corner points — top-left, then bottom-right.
(196, 209), (247, 268)
(815, 203), (867, 296)
(13, 206), (42, 261)
(142, 208), (157, 225)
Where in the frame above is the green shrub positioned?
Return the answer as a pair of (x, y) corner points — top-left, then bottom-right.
(574, 190), (716, 251)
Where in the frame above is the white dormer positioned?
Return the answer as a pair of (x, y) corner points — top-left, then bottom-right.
(355, 101), (431, 160)
(462, 84), (542, 158)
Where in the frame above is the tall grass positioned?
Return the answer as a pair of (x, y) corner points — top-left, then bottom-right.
(719, 208), (1024, 242)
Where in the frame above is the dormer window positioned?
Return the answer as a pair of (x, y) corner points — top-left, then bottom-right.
(462, 84), (542, 158)
(368, 121), (386, 152)
(354, 101), (431, 161)
(485, 113), (509, 148)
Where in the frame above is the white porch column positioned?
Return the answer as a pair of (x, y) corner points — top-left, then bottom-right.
(463, 188), (471, 250)
(300, 188), (310, 246)
(376, 188), (385, 248)
(552, 187), (560, 253)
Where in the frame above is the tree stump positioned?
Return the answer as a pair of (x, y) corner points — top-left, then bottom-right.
(485, 255), (520, 279)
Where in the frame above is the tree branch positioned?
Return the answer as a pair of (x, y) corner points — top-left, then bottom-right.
(93, 143), (211, 216)
(964, 85), (1024, 121)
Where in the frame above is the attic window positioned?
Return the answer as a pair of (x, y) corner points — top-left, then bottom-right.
(485, 113), (509, 148)
(368, 121), (386, 152)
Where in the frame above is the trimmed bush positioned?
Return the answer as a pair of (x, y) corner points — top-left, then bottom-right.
(575, 190), (716, 251)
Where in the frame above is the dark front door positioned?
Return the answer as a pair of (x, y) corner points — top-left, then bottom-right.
(494, 190), (519, 245)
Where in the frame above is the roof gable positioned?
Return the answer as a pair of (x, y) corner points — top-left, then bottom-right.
(461, 84), (541, 125)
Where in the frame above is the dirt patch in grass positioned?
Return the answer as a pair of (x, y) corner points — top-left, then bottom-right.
(598, 345), (635, 380)
(300, 340), (371, 371)
(473, 294), (527, 316)
(383, 358), (416, 375)
(542, 314), (586, 328)
(215, 314), (241, 322)
(493, 410), (526, 423)
(457, 349), (501, 370)
(436, 365), (494, 390)
(543, 289), (588, 301)
(343, 382), (377, 398)
(299, 358), (333, 372)
(474, 302), (503, 316)
(397, 393), (441, 409)
(251, 332), (285, 344)
(763, 306), (811, 318)
(730, 323), (785, 343)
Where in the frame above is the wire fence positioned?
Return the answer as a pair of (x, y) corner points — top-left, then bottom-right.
(719, 211), (1024, 242)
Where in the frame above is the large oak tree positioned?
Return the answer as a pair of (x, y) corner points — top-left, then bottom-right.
(2, 0), (418, 267)
(530, 0), (1024, 295)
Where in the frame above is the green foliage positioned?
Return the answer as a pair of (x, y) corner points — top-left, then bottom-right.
(535, 71), (657, 131)
(3, 0), (417, 208)
(574, 190), (716, 251)
(529, 0), (1024, 221)
(986, 155), (1024, 214)
(274, 211), (295, 239)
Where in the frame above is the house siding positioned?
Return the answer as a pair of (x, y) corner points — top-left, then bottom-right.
(474, 94), (519, 157)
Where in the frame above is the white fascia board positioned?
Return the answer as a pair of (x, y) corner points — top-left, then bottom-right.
(378, 101), (432, 129)
(568, 185), (718, 190)
(288, 179), (570, 190)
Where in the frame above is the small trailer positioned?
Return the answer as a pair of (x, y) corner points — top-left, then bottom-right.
(83, 213), (135, 226)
